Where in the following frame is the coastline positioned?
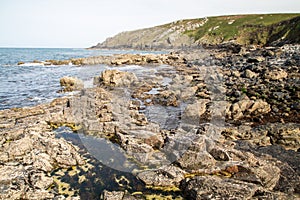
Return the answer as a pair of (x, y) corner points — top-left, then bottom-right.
(0, 44), (299, 199)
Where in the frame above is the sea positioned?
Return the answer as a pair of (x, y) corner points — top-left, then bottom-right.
(0, 48), (165, 110)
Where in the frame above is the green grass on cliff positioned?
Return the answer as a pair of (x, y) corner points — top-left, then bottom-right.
(95, 13), (300, 49)
(184, 13), (300, 45)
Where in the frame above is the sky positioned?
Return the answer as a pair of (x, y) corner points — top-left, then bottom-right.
(0, 0), (299, 48)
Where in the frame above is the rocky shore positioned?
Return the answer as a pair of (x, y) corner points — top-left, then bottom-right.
(2, 44), (300, 199)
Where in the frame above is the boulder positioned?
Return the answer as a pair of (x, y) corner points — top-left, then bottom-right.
(60, 76), (84, 92)
(180, 176), (260, 199)
(231, 70), (241, 77)
(177, 150), (216, 170)
(230, 99), (271, 120)
(248, 99), (271, 115)
(155, 90), (178, 106)
(182, 99), (209, 125)
(244, 69), (258, 79)
(264, 69), (288, 80)
(137, 165), (185, 187)
(97, 70), (138, 87)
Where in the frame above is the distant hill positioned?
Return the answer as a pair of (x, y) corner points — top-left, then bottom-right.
(91, 13), (300, 49)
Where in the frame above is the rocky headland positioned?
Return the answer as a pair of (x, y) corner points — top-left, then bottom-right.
(2, 43), (300, 199)
(90, 13), (300, 50)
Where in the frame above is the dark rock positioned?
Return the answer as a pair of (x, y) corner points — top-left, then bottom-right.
(180, 176), (260, 200)
(247, 57), (264, 63)
(209, 148), (230, 161)
(262, 49), (275, 57)
(267, 123), (300, 151)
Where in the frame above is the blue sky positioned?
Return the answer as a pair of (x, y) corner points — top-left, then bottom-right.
(0, 0), (299, 48)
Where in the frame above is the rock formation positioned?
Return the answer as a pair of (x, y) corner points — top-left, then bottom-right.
(1, 44), (300, 199)
(91, 14), (300, 50)
(60, 76), (84, 92)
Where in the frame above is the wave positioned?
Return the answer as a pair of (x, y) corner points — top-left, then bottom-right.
(18, 62), (45, 67)
(18, 61), (74, 67)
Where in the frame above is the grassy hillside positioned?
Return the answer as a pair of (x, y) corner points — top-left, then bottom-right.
(92, 13), (300, 49)
(185, 14), (300, 46)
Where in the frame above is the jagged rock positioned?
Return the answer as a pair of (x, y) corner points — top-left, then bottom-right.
(247, 56), (265, 63)
(155, 90), (178, 106)
(264, 69), (288, 80)
(262, 49), (275, 57)
(177, 150), (216, 170)
(6, 135), (33, 157)
(234, 141), (300, 194)
(227, 163), (281, 190)
(248, 99), (271, 114)
(225, 123), (300, 151)
(46, 59), (71, 65)
(116, 128), (164, 164)
(2, 44), (300, 199)
(30, 152), (53, 172)
(222, 125), (271, 146)
(209, 148), (230, 161)
(231, 70), (241, 77)
(146, 55), (162, 64)
(112, 58), (132, 65)
(60, 76), (84, 92)
(244, 69), (258, 79)
(97, 69), (138, 87)
(182, 99), (209, 125)
(0, 96), (86, 199)
(180, 176), (261, 200)
(101, 190), (124, 200)
(230, 99), (271, 120)
(29, 171), (53, 189)
(230, 99), (253, 119)
(266, 123), (300, 150)
(137, 165), (185, 187)
(24, 191), (55, 200)
(0, 165), (55, 199)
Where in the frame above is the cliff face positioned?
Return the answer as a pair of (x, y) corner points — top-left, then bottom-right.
(92, 19), (203, 49)
(91, 13), (300, 49)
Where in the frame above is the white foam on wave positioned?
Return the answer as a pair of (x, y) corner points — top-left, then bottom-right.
(30, 96), (43, 101)
(66, 91), (80, 96)
(19, 62), (45, 67)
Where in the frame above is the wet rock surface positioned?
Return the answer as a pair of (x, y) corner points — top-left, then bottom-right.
(0, 100), (85, 199)
(1, 44), (300, 199)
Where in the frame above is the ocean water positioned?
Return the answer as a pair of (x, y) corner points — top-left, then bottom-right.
(0, 48), (165, 110)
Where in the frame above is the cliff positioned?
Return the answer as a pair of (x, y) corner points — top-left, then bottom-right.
(91, 13), (300, 49)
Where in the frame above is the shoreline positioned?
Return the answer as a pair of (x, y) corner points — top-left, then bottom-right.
(1, 44), (299, 199)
